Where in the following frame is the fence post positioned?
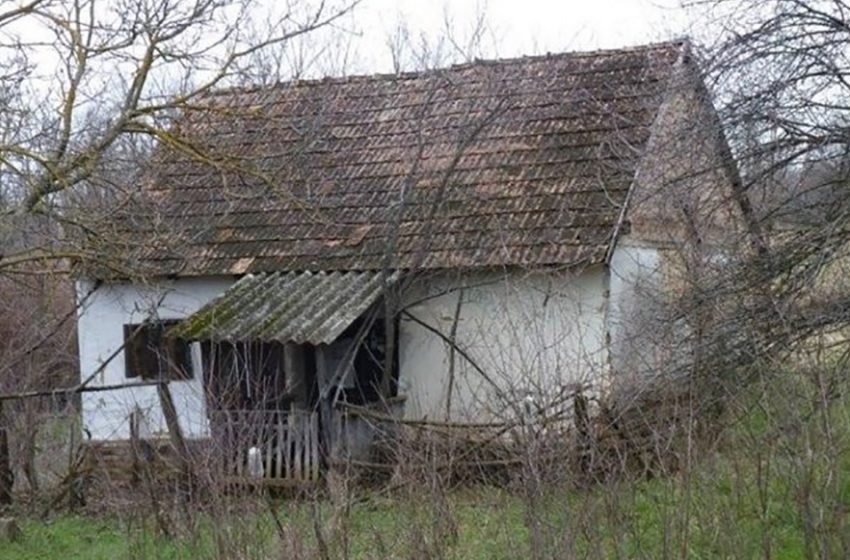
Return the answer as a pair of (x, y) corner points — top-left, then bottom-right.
(0, 401), (12, 506)
(156, 381), (194, 499)
(574, 392), (592, 478)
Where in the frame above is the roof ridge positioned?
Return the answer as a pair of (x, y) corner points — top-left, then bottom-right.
(206, 38), (688, 99)
(449, 38), (688, 71)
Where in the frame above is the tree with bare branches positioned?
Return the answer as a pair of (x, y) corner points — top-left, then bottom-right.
(0, 0), (358, 273)
(0, 0), (360, 510)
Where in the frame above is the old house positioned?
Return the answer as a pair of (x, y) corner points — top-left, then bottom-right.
(76, 40), (744, 481)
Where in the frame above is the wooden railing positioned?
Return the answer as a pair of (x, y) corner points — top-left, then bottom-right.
(209, 409), (320, 483)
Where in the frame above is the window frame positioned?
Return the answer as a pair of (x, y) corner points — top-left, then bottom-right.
(123, 320), (194, 381)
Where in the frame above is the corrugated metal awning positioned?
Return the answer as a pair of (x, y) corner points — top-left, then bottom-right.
(171, 270), (399, 345)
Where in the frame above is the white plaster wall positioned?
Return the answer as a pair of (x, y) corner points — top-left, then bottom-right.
(398, 268), (609, 423)
(79, 267), (619, 437)
(76, 276), (233, 440)
(607, 242), (671, 380)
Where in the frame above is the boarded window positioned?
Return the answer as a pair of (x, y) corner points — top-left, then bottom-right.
(123, 321), (193, 381)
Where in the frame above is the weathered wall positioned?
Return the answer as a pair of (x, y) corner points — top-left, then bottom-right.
(398, 268), (609, 423)
(628, 57), (743, 253)
(76, 276), (233, 440)
(607, 242), (673, 381)
(78, 267), (620, 438)
(603, 56), (742, 386)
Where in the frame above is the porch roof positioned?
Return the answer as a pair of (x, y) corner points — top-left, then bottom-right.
(171, 270), (398, 345)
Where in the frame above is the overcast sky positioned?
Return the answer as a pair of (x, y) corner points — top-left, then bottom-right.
(1, 0), (696, 112)
(5, 0), (693, 84)
(336, 0), (689, 74)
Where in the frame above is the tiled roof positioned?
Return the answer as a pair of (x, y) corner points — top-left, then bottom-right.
(128, 41), (686, 275)
(171, 270), (398, 344)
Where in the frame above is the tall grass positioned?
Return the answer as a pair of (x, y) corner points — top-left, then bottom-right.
(2, 359), (849, 559)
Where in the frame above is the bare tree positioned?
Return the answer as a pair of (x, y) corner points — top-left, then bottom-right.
(0, 0), (361, 512)
(675, 0), (850, 374)
(0, 0), (359, 275)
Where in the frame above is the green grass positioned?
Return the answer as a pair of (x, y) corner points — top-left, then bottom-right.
(0, 517), (126, 560)
(0, 473), (833, 560)
(2, 372), (850, 559)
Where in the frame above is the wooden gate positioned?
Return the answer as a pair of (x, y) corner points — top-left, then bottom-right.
(211, 409), (320, 484)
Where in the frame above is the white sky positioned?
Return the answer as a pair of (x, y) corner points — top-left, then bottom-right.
(4, 0), (691, 82)
(339, 0), (689, 74)
(0, 0), (694, 115)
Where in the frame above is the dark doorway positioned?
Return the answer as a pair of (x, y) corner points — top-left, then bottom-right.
(201, 341), (288, 412)
(323, 314), (399, 406)
(201, 340), (321, 482)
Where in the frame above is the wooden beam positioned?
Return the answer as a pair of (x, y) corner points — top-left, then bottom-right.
(0, 380), (166, 402)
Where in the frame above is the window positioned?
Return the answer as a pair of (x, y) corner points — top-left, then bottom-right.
(123, 320), (194, 381)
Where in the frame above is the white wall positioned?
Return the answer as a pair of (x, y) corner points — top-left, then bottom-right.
(78, 265), (645, 438)
(398, 268), (609, 423)
(76, 276), (233, 440)
(607, 242), (687, 386)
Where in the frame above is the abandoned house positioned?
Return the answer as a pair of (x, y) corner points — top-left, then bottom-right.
(75, 40), (745, 482)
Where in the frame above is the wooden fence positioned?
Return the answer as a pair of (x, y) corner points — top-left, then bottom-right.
(209, 409), (320, 484)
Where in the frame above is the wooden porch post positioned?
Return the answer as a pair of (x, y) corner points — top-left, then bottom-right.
(381, 291), (398, 399)
(315, 347), (332, 460)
